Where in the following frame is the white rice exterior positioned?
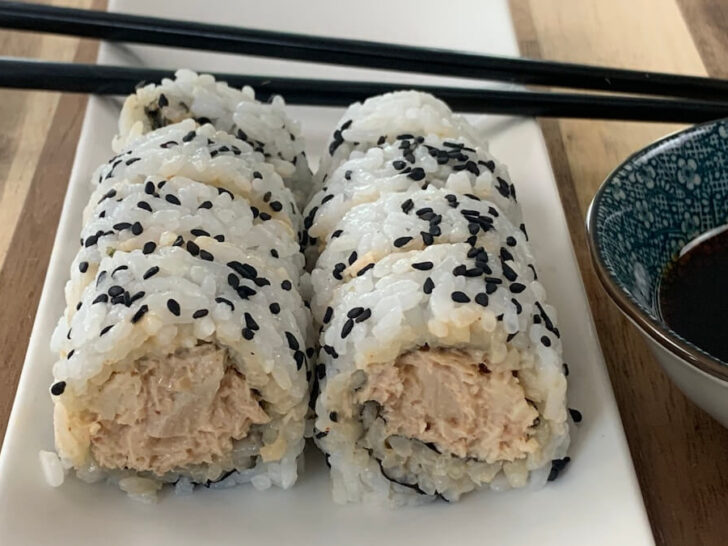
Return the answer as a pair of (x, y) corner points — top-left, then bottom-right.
(50, 78), (312, 499)
(115, 69), (311, 203)
(302, 134), (520, 261)
(309, 187), (533, 323)
(314, 244), (568, 506)
(314, 90), (483, 190)
(52, 242), (312, 496)
(96, 120), (301, 233)
(66, 175), (303, 313)
(307, 92), (570, 506)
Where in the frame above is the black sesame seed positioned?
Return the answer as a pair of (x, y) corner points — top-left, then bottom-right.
(167, 299), (181, 316)
(78, 261), (88, 273)
(502, 262), (518, 282)
(548, 457), (571, 482)
(131, 222), (143, 236)
(331, 229), (343, 239)
(541, 336), (552, 347)
(316, 364), (326, 380)
(50, 381), (66, 396)
(347, 307), (364, 319)
(227, 261), (257, 280)
(329, 411), (338, 423)
(245, 312), (260, 331)
(394, 236), (413, 248)
(323, 307), (333, 324)
(165, 194), (181, 205)
(270, 249), (279, 258)
(401, 199), (414, 214)
(500, 248), (514, 262)
(242, 328), (255, 340)
(355, 308), (372, 323)
(160, 140), (178, 149)
(131, 304), (149, 323)
(285, 331), (299, 350)
(237, 286), (257, 299)
(421, 232), (434, 246)
(157, 93), (168, 107)
(108, 285), (124, 297)
(92, 294), (108, 305)
(182, 130), (196, 142)
(76, 301), (82, 310)
(412, 261), (433, 271)
(100, 325), (113, 336)
(113, 222), (131, 231)
(137, 200), (152, 212)
(294, 350), (305, 370)
(563, 363), (570, 376)
(215, 297), (234, 310)
(341, 319), (354, 339)
(510, 283), (526, 294)
(227, 274), (240, 289)
(193, 309), (209, 319)
(172, 235), (184, 246)
(348, 251), (358, 266)
(198, 200), (213, 210)
(143, 241), (156, 255)
(357, 263), (374, 276)
(270, 201), (283, 212)
(190, 228), (210, 237)
(475, 293), (489, 307)
(451, 291), (470, 303)
(259, 212), (272, 221)
(253, 171), (263, 179)
(269, 302), (280, 314)
(423, 277), (434, 295)
(506, 236), (517, 247)
(199, 250), (214, 261)
(569, 408), (583, 423)
(281, 280), (292, 291)
(186, 240), (200, 256)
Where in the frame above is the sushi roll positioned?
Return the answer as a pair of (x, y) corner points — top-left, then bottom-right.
(115, 69), (311, 204)
(51, 243), (311, 500)
(303, 133), (520, 260)
(309, 188), (532, 322)
(66, 175), (304, 317)
(313, 244), (568, 505)
(48, 80), (313, 501)
(95, 120), (301, 232)
(307, 92), (570, 505)
(314, 90), (483, 190)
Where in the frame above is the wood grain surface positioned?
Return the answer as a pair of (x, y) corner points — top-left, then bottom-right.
(0, 1), (726, 544)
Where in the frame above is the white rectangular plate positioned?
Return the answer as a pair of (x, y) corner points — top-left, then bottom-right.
(0, 1), (654, 544)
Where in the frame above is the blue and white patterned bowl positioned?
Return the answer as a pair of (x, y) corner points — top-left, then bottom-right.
(587, 119), (728, 426)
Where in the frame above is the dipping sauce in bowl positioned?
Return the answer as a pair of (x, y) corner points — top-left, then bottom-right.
(659, 226), (728, 363)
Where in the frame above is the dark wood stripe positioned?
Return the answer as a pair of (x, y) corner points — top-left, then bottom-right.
(0, 34), (100, 446)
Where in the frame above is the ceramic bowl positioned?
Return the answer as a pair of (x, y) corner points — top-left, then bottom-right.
(587, 119), (728, 426)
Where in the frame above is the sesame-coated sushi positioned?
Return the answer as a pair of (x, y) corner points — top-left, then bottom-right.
(306, 91), (570, 506)
(314, 90), (483, 190)
(66, 175), (304, 313)
(303, 134), (520, 259)
(48, 79), (312, 501)
(115, 69), (311, 204)
(51, 241), (312, 501)
(309, 188), (532, 322)
(96, 119), (301, 232)
(313, 244), (568, 506)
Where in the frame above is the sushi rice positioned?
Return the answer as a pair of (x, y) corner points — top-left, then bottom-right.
(309, 91), (571, 506)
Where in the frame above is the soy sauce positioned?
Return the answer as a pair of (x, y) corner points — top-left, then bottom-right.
(659, 227), (728, 362)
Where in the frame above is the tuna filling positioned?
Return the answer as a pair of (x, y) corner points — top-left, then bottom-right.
(86, 344), (269, 475)
(357, 347), (539, 463)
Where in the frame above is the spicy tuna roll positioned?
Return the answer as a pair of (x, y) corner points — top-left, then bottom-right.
(313, 243), (568, 505)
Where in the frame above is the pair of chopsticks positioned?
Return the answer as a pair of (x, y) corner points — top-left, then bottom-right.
(1, 1), (728, 123)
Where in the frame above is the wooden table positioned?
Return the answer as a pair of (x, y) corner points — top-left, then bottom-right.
(0, 1), (726, 544)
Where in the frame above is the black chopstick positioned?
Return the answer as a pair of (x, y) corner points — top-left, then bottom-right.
(0, 1), (726, 102)
(3, 58), (728, 124)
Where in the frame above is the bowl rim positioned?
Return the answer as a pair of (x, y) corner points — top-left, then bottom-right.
(586, 118), (728, 384)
